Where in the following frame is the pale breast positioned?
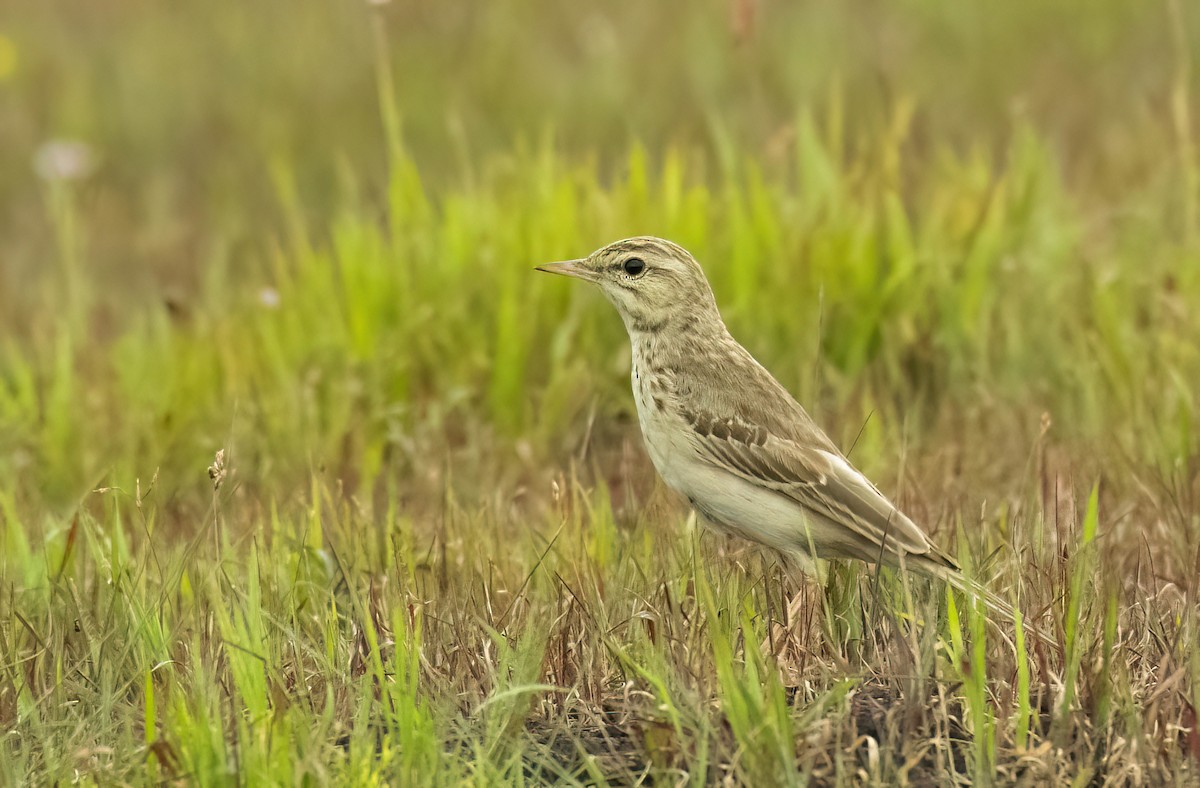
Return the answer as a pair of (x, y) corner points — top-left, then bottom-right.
(629, 342), (850, 559)
(631, 365), (677, 478)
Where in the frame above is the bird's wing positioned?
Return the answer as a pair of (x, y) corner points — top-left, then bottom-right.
(687, 411), (935, 558)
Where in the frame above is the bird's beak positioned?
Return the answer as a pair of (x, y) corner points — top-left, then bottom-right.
(534, 259), (598, 283)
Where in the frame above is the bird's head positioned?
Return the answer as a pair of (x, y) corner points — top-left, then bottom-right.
(536, 236), (721, 335)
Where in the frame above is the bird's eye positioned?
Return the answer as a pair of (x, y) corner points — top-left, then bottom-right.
(622, 257), (646, 277)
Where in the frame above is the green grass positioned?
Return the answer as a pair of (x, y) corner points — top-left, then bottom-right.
(2, 0), (1200, 784)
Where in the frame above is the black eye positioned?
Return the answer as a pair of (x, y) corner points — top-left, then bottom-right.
(622, 257), (646, 277)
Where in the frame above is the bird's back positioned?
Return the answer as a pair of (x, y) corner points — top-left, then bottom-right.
(636, 328), (945, 565)
(662, 330), (839, 454)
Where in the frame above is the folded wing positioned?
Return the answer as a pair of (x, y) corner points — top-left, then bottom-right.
(688, 411), (936, 560)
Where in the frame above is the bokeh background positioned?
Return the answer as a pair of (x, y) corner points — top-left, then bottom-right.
(3, 0), (1195, 319)
(2, 0), (1197, 506)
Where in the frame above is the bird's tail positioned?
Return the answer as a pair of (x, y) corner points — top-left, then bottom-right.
(908, 551), (1057, 649)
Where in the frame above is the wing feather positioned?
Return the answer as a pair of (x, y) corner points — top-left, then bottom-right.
(689, 413), (933, 558)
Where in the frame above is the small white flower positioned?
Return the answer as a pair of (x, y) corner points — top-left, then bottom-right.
(33, 139), (96, 183)
(258, 287), (281, 309)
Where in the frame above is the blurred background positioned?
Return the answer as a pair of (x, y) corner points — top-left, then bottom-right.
(3, 0), (1195, 320)
(0, 0), (1197, 514)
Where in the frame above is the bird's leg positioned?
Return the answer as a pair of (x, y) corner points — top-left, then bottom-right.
(823, 561), (867, 664)
(759, 551), (825, 685)
(762, 559), (778, 659)
(759, 557), (801, 685)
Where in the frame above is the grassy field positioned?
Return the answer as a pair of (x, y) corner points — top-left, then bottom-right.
(2, 0), (1200, 784)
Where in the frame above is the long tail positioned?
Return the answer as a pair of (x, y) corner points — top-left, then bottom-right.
(908, 551), (1057, 649)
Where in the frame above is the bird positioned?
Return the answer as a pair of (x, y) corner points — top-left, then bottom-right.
(536, 236), (1035, 632)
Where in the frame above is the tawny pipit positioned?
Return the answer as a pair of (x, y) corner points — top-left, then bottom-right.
(537, 236), (1019, 619)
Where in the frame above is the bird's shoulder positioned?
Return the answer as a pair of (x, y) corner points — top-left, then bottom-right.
(664, 334), (838, 453)
(660, 334), (935, 558)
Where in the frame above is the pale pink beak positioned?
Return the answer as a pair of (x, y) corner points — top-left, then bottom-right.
(534, 259), (599, 283)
